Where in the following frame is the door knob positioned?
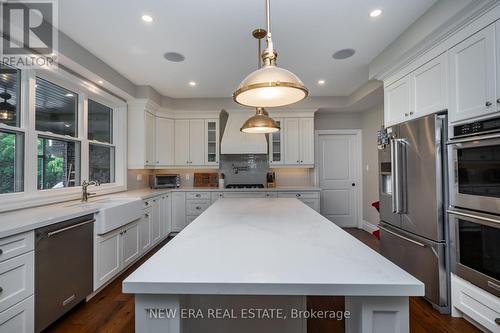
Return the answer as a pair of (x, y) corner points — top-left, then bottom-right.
(497, 98), (500, 104)
(486, 101), (492, 107)
(352, 183), (356, 187)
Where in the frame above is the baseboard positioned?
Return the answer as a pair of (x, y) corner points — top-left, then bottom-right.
(361, 220), (379, 234)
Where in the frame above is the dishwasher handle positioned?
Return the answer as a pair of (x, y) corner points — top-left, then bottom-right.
(47, 219), (95, 237)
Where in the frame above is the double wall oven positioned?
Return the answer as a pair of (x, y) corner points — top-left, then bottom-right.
(448, 116), (500, 298)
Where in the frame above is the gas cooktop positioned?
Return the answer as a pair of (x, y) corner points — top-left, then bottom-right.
(225, 184), (265, 189)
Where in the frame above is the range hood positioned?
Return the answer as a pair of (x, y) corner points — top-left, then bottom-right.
(220, 110), (268, 154)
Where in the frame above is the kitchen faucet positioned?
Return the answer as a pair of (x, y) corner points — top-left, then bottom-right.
(81, 180), (101, 202)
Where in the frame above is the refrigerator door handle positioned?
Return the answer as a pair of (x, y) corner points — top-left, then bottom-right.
(391, 138), (398, 213)
(391, 138), (407, 214)
(379, 225), (427, 248)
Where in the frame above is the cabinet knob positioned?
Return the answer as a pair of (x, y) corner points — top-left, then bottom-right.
(486, 101), (492, 107)
(146, 160), (149, 163)
(0, 248), (3, 255)
(495, 318), (500, 325)
(300, 160), (303, 163)
(352, 183), (356, 187)
(196, 206), (201, 210)
(497, 98), (500, 104)
(145, 213), (150, 217)
(409, 111), (414, 115)
(297, 160), (299, 163)
(0, 287), (3, 293)
(405, 113), (409, 117)
(296, 194), (301, 197)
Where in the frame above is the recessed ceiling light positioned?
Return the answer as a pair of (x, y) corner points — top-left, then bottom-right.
(189, 81), (197, 87)
(98, 80), (104, 84)
(164, 52), (186, 62)
(317, 80), (325, 85)
(370, 9), (382, 17)
(332, 48), (356, 60)
(142, 15), (153, 23)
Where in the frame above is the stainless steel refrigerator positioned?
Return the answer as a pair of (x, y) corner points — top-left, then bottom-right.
(378, 113), (449, 313)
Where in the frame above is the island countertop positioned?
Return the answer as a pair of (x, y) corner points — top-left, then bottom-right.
(123, 198), (424, 297)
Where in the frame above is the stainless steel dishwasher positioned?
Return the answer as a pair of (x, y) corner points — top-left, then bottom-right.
(35, 214), (94, 332)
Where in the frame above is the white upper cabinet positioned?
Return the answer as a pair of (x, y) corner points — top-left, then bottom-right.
(385, 76), (411, 127)
(449, 24), (497, 123)
(283, 118), (314, 167)
(174, 120), (191, 166)
(412, 53), (447, 118)
(189, 119), (205, 166)
(268, 118), (284, 165)
(204, 119), (219, 166)
(155, 117), (174, 166)
(144, 111), (156, 166)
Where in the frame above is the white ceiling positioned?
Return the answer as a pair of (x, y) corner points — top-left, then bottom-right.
(58, 0), (437, 99)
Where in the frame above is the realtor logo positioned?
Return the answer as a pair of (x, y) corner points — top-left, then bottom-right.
(1, 0), (58, 68)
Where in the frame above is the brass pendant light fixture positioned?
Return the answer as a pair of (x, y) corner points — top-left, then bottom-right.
(240, 29), (280, 134)
(0, 90), (15, 121)
(233, 0), (308, 108)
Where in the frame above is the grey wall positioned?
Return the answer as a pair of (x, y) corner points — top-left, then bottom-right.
(314, 112), (362, 130)
(361, 104), (384, 226)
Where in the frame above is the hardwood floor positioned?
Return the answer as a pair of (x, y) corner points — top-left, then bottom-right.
(44, 230), (480, 333)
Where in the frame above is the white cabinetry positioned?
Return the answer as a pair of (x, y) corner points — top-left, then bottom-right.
(283, 118), (314, 167)
(155, 117), (174, 166)
(138, 208), (152, 254)
(0, 295), (34, 333)
(277, 191), (320, 212)
(171, 192), (186, 232)
(161, 194), (172, 237)
(449, 24), (497, 123)
(144, 111), (156, 166)
(150, 198), (162, 245)
(205, 119), (219, 166)
(94, 220), (140, 290)
(175, 119), (208, 166)
(384, 54), (447, 127)
(269, 118), (284, 165)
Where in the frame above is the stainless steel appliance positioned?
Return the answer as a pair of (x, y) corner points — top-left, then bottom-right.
(448, 116), (500, 215)
(378, 113), (449, 312)
(447, 116), (500, 298)
(35, 214), (94, 332)
(150, 174), (180, 189)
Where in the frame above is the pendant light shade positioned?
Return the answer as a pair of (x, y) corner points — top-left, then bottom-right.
(241, 108), (280, 133)
(0, 92), (15, 121)
(233, 0), (308, 108)
(234, 66), (308, 108)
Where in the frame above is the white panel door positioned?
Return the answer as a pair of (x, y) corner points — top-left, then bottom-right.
(0, 295), (34, 333)
(171, 192), (186, 232)
(449, 24), (496, 123)
(121, 221), (140, 267)
(299, 118), (314, 165)
(189, 119), (205, 165)
(318, 133), (359, 227)
(205, 119), (219, 165)
(139, 209), (152, 254)
(151, 197), (162, 245)
(174, 120), (190, 165)
(385, 76), (411, 126)
(94, 229), (121, 290)
(144, 112), (156, 165)
(268, 118), (284, 165)
(161, 194), (172, 237)
(284, 118), (300, 165)
(412, 53), (447, 117)
(156, 117), (174, 165)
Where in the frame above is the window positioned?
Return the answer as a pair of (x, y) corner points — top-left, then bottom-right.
(35, 78), (78, 137)
(89, 144), (115, 184)
(0, 64), (20, 127)
(37, 137), (80, 190)
(88, 99), (112, 143)
(0, 130), (23, 194)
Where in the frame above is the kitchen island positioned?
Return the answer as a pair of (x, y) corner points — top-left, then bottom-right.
(123, 198), (423, 333)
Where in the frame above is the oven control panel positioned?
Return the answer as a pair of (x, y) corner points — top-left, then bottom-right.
(453, 116), (500, 138)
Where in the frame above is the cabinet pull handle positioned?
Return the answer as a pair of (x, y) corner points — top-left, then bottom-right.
(145, 213), (150, 217)
(497, 98), (500, 104)
(296, 194), (301, 197)
(409, 111), (414, 115)
(404, 113), (409, 117)
(0, 287), (3, 293)
(196, 194), (201, 197)
(495, 318), (500, 326)
(196, 206), (201, 210)
(486, 101), (492, 107)
(0, 249), (3, 255)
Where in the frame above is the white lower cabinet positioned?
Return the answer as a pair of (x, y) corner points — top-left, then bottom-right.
(161, 194), (172, 237)
(0, 252), (34, 313)
(94, 220), (139, 291)
(150, 198), (162, 245)
(139, 208), (152, 254)
(171, 192), (186, 232)
(0, 295), (34, 333)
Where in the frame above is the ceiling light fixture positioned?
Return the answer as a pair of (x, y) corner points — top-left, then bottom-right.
(189, 81), (197, 86)
(142, 15), (153, 23)
(98, 80), (104, 84)
(164, 52), (186, 62)
(233, 0), (308, 108)
(241, 29), (280, 134)
(370, 9), (382, 17)
(317, 80), (325, 85)
(65, 93), (74, 97)
(332, 48), (356, 60)
(0, 91), (15, 121)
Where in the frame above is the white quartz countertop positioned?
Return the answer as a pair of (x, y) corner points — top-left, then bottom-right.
(0, 186), (321, 238)
(122, 198), (424, 297)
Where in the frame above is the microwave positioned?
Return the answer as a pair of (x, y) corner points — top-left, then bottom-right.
(150, 174), (180, 189)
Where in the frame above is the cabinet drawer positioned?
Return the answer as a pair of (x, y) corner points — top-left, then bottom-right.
(0, 295), (34, 333)
(451, 274), (500, 332)
(277, 192), (320, 199)
(186, 201), (211, 216)
(0, 252), (34, 313)
(186, 192), (210, 200)
(0, 231), (34, 263)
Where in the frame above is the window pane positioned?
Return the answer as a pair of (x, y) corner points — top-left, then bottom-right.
(89, 144), (115, 184)
(0, 64), (20, 127)
(0, 131), (23, 194)
(35, 78), (78, 137)
(37, 137), (80, 189)
(88, 99), (113, 143)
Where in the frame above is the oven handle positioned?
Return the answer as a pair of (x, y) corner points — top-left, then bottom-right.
(378, 225), (427, 248)
(447, 132), (500, 144)
(447, 209), (500, 224)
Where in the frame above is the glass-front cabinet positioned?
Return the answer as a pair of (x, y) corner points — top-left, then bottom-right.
(268, 118), (283, 165)
(205, 119), (219, 166)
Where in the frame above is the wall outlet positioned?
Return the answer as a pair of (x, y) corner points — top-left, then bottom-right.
(137, 174), (143, 181)
(185, 174), (190, 180)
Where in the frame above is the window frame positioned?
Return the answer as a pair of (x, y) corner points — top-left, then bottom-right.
(0, 67), (127, 212)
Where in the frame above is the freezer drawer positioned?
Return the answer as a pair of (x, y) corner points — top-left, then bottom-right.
(380, 223), (448, 307)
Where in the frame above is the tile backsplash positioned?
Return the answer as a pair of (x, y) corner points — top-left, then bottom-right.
(219, 154), (269, 185)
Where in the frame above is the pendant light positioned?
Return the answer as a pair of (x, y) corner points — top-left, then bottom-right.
(233, 0), (308, 108)
(0, 90), (15, 121)
(240, 29), (280, 134)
